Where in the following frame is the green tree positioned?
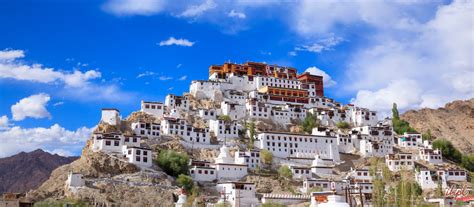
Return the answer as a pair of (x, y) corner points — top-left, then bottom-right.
(218, 115), (232, 122)
(300, 113), (320, 134)
(246, 121), (256, 150)
(461, 154), (474, 172)
(422, 129), (433, 141)
(260, 149), (273, 168)
(156, 150), (189, 177)
(262, 203), (285, 207)
(392, 103), (400, 120)
(336, 121), (350, 130)
(176, 174), (194, 192)
(433, 139), (462, 163)
(278, 165), (292, 179)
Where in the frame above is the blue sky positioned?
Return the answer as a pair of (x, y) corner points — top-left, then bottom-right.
(0, 0), (472, 157)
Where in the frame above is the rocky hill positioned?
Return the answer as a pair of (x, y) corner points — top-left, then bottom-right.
(0, 149), (77, 194)
(25, 139), (178, 206)
(401, 98), (474, 153)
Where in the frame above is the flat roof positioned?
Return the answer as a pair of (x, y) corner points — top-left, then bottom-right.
(102, 108), (119, 111)
(260, 131), (336, 138)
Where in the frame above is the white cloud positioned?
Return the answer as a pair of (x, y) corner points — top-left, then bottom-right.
(0, 124), (94, 158)
(348, 0), (474, 114)
(305, 66), (337, 87)
(158, 37), (195, 47)
(159, 76), (172, 81)
(0, 48), (133, 103)
(178, 75), (187, 81)
(0, 49), (25, 61)
(103, 0), (166, 16)
(288, 51), (297, 57)
(0, 115), (9, 130)
(180, 0), (217, 18)
(176, 63), (182, 68)
(295, 36), (343, 53)
(11, 93), (51, 121)
(53, 102), (64, 107)
(137, 71), (156, 78)
(228, 10), (246, 19)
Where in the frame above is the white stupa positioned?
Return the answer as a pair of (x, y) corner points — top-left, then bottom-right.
(311, 154), (334, 175)
(175, 188), (187, 207)
(215, 144), (233, 164)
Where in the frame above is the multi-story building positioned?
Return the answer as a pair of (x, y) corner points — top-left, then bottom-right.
(419, 148), (443, 164)
(131, 121), (161, 139)
(234, 149), (261, 169)
(397, 132), (423, 148)
(161, 117), (187, 136)
(385, 153), (415, 172)
(246, 99), (271, 119)
(209, 119), (241, 141)
(165, 94), (190, 112)
(255, 132), (340, 162)
(140, 100), (164, 118)
(290, 166), (312, 180)
(216, 181), (259, 207)
(221, 101), (246, 120)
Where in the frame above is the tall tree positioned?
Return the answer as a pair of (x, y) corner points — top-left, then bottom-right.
(246, 121), (256, 150)
(392, 103), (400, 120)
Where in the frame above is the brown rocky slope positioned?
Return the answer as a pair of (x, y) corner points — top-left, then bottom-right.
(401, 98), (474, 153)
(0, 149), (78, 194)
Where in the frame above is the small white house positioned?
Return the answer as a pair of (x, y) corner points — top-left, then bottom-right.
(234, 149), (261, 170)
(398, 132), (422, 148)
(209, 119), (241, 141)
(91, 133), (123, 153)
(183, 126), (210, 144)
(419, 148), (443, 165)
(221, 101), (246, 120)
(385, 153), (415, 172)
(346, 168), (372, 183)
(415, 169), (447, 190)
(101, 108), (121, 126)
(189, 160), (216, 182)
(66, 172), (85, 188)
(445, 169), (468, 181)
(359, 139), (393, 157)
(131, 121), (161, 139)
(216, 182), (259, 207)
(165, 94), (190, 112)
(140, 100), (164, 118)
(214, 145), (248, 180)
(311, 154), (334, 176)
(122, 146), (152, 168)
(198, 108), (219, 120)
(161, 117), (187, 136)
(290, 166), (312, 179)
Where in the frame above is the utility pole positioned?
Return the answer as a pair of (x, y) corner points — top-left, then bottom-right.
(358, 186), (364, 207)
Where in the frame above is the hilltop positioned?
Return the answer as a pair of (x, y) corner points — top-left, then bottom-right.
(401, 98), (474, 153)
(0, 149), (77, 194)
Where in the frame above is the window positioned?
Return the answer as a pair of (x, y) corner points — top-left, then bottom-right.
(143, 157), (148, 162)
(136, 150), (141, 155)
(114, 141), (119, 146)
(136, 156), (140, 162)
(105, 140), (111, 146)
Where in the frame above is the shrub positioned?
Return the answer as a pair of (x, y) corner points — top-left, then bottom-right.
(336, 121), (350, 129)
(278, 165), (292, 179)
(260, 149), (273, 167)
(176, 174), (194, 192)
(300, 113), (320, 134)
(433, 139), (462, 163)
(156, 150), (189, 177)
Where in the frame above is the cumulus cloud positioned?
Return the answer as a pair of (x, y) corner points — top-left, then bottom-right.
(0, 124), (94, 158)
(179, 0), (217, 18)
(137, 71), (156, 78)
(295, 36), (344, 53)
(0, 49), (134, 103)
(305, 66), (337, 87)
(0, 116), (9, 130)
(228, 10), (246, 19)
(102, 0), (166, 16)
(348, 0), (474, 114)
(11, 93), (51, 121)
(0, 49), (101, 86)
(158, 37), (195, 47)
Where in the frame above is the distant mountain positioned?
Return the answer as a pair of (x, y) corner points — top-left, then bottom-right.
(0, 149), (78, 194)
(401, 98), (474, 153)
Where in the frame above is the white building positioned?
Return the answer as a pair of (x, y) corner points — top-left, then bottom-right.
(122, 146), (152, 168)
(398, 132), (423, 148)
(303, 179), (347, 194)
(349, 107), (378, 127)
(246, 99), (271, 119)
(183, 127), (210, 144)
(336, 133), (356, 153)
(91, 133), (123, 153)
(416, 169), (447, 190)
(161, 117), (187, 136)
(189, 160), (216, 182)
(131, 121), (161, 139)
(101, 108), (121, 126)
(215, 145), (248, 180)
(346, 168), (372, 183)
(255, 132), (340, 162)
(165, 94), (190, 112)
(261, 194), (310, 206)
(311, 154), (334, 176)
(189, 80), (224, 100)
(198, 108), (219, 120)
(419, 148), (443, 164)
(221, 101), (246, 120)
(209, 119), (241, 141)
(290, 166), (312, 180)
(224, 90), (247, 105)
(66, 172), (85, 188)
(445, 169), (468, 182)
(216, 182), (259, 207)
(385, 153), (415, 172)
(234, 149), (261, 170)
(140, 100), (164, 117)
(359, 139), (393, 157)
